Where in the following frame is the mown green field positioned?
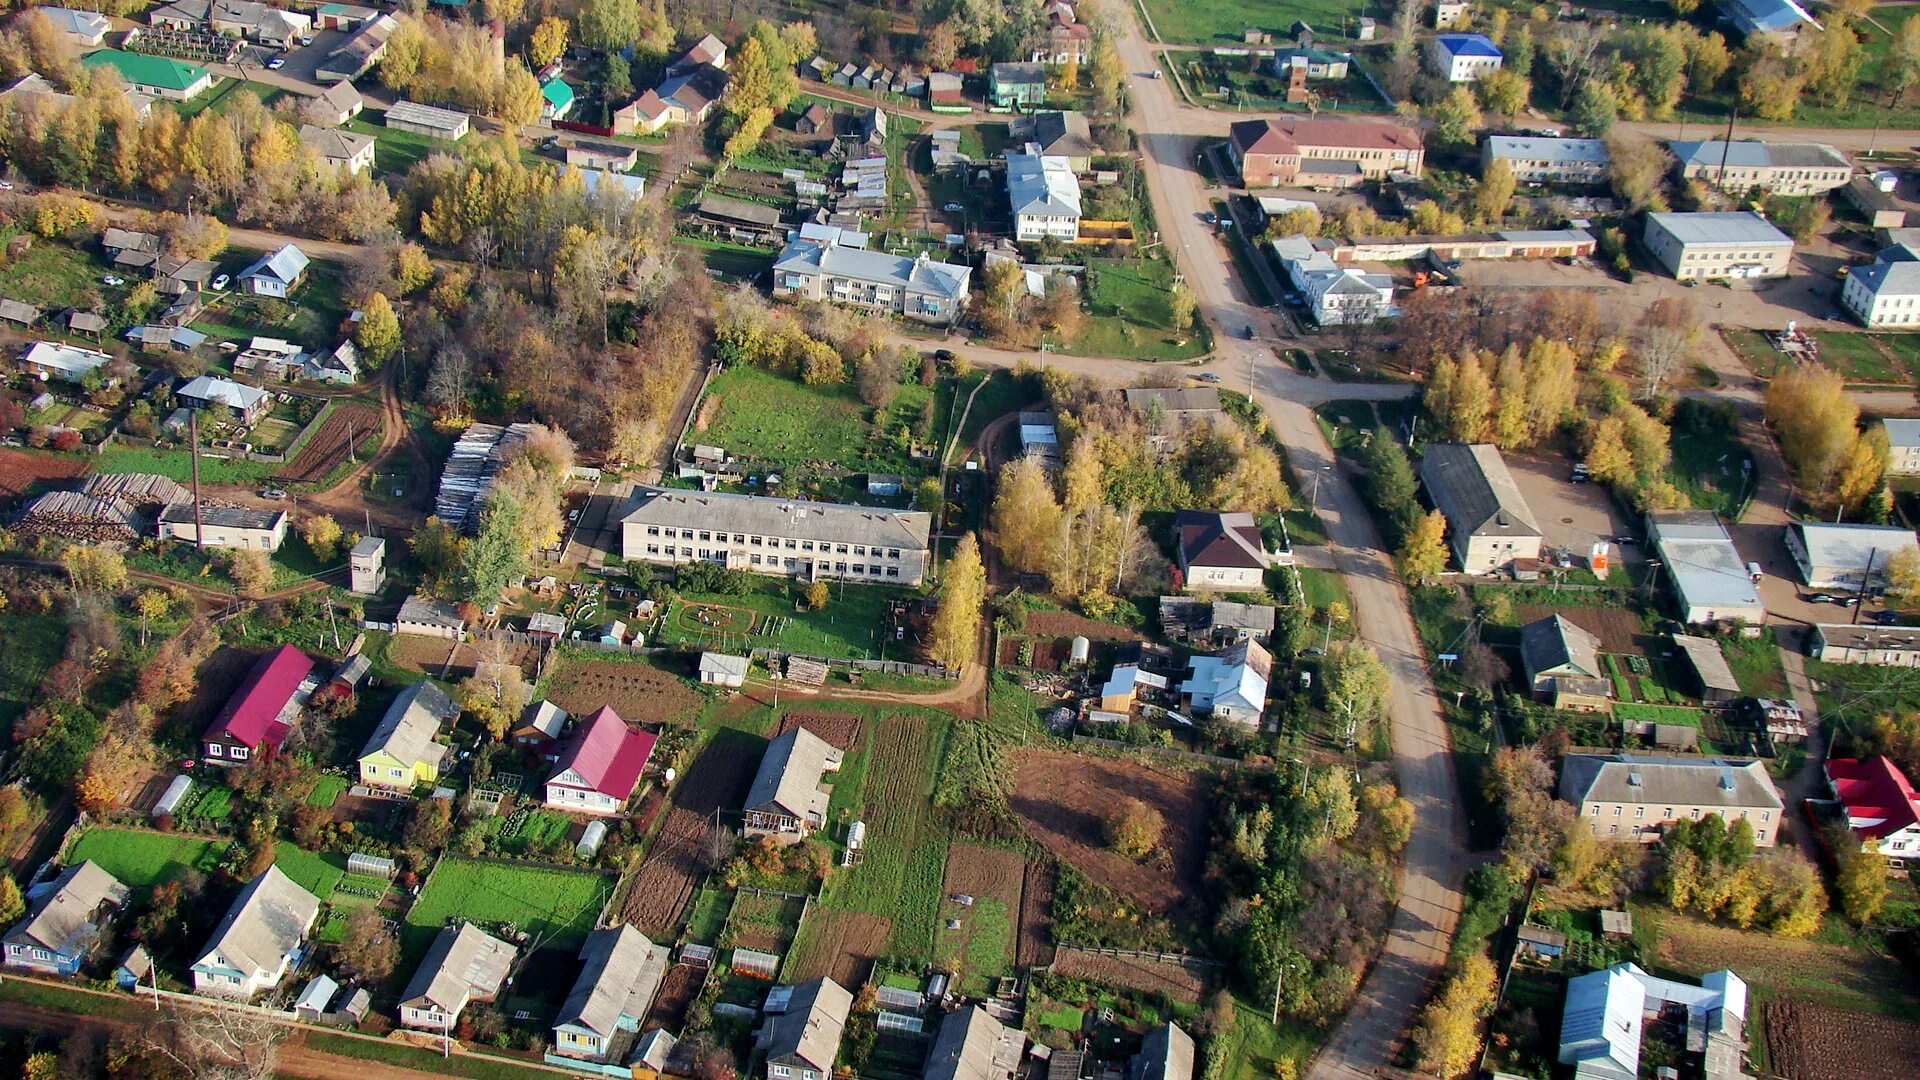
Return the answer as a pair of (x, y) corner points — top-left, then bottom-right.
(405, 858), (613, 950)
(66, 827), (228, 888)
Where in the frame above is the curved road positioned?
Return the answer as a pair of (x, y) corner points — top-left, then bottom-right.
(1109, 14), (1469, 1078)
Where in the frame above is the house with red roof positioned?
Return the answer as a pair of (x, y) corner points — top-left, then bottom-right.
(1825, 756), (1920, 865)
(202, 645), (316, 766)
(544, 706), (656, 816)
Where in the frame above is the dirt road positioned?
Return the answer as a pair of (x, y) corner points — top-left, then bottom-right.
(1114, 12), (1469, 1077)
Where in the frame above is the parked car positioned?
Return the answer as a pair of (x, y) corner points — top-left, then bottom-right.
(258, 488), (287, 500)
(1806, 594), (1858, 606)
(1871, 610), (1902, 625)
(1196, 373), (1221, 383)
(1570, 463), (1592, 484)
(266, 55), (285, 69)
(100, 275), (124, 286)
(210, 273), (230, 290)
(1612, 534), (1637, 545)
(933, 349), (954, 362)
(942, 202), (964, 212)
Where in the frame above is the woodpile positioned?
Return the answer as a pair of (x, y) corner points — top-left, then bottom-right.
(784, 656), (828, 686)
(16, 491), (141, 542)
(81, 472), (196, 509)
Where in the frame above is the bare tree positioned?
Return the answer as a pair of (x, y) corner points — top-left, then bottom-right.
(146, 1001), (284, 1080)
(1637, 296), (1700, 401)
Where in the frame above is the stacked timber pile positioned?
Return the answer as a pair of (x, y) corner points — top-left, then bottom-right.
(16, 491), (141, 542)
(785, 657), (828, 686)
(434, 422), (535, 533)
(81, 472), (196, 509)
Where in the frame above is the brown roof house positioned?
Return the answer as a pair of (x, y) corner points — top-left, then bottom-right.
(1227, 116), (1424, 189)
(1176, 510), (1274, 592)
(742, 727), (844, 845)
(1520, 615), (1611, 712)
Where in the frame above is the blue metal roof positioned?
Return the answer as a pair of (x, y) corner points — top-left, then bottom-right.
(1437, 33), (1502, 58)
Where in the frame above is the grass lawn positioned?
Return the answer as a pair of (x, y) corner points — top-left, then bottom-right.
(1667, 403), (1754, 516)
(66, 827), (229, 889)
(273, 845), (348, 898)
(1293, 566), (1351, 613)
(1634, 900), (1920, 1016)
(1809, 331), (1918, 385)
(1721, 328), (1789, 379)
(307, 774), (351, 807)
(656, 577), (913, 660)
(1058, 257), (1211, 362)
(406, 858), (612, 953)
(92, 443), (281, 486)
(674, 236), (775, 281)
(1804, 659), (1920, 729)
(696, 364), (943, 477)
(0, 613), (66, 736)
(1721, 630), (1790, 698)
(344, 115), (444, 176)
(1222, 999), (1320, 1080)
(0, 234), (112, 309)
(189, 264), (349, 343)
(1140, 0), (1386, 44)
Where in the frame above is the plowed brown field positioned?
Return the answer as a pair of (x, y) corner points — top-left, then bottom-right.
(1009, 748), (1210, 917)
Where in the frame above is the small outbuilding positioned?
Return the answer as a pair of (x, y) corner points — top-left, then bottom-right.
(699, 652), (750, 687)
(1669, 633), (1742, 703)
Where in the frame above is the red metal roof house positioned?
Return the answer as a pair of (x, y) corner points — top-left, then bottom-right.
(544, 706), (657, 816)
(1825, 755), (1920, 864)
(202, 646), (316, 766)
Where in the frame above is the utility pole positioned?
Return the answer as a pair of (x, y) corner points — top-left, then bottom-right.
(1715, 102), (1738, 189)
(188, 408), (205, 554)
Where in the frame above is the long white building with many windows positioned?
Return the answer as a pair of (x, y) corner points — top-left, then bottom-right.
(620, 488), (932, 586)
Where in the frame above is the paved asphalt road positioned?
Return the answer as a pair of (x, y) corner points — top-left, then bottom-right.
(1110, 15), (1469, 1079)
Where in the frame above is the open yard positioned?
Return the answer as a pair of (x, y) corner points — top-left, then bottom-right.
(621, 727), (765, 936)
(0, 613), (68, 735)
(1761, 998), (1920, 1080)
(1140, 0), (1385, 44)
(542, 654), (705, 725)
(1050, 946), (1215, 1004)
(0, 446), (90, 500)
(692, 364), (946, 477)
(406, 858), (613, 953)
(1008, 748), (1211, 918)
(93, 443), (280, 486)
(66, 827), (228, 889)
(814, 713), (950, 965)
(0, 235), (111, 309)
(1057, 258), (1211, 362)
(275, 402), (383, 484)
(654, 579), (915, 660)
(1635, 902), (1920, 1018)
(934, 843), (1024, 996)
(1667, 402), (1754, 516)
(785, 908), (893, 986)
(343, 115), (443, 175)
(1724, 327), (1920, 385)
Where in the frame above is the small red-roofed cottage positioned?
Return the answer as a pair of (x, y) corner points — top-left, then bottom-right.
(544, 706), (657, 816)
(1826, 755), (1920, 865)
(202, 646), (316, 766)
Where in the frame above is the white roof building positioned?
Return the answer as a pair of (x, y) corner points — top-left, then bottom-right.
(1884, 417), (1920, 476)
(1647, 511), (1764, 624)
(1007, 146), (1082, 242)
(1178, 641), (1270, 729)
(1560, 963), (1750, 1080)
(1841, 244), (1920, 329)
(1785, 521), (1920, 592)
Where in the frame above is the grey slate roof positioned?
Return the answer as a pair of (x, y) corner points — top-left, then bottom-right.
(8, 860), (128, 955)
(1521, 615), (1601, 682)
(1483, 135), (1608, 164)
(1122, 387), (1222, 417)
(1133, 1023), (1195, 1080)
(623, 488), (933, 552)
(239, 243), (309, 286)
(745, 727), (843, 822)
(775, 240), (973, 299)
(555, 925), (671, 1039)
(1007, 150), (1082, 218)
(401, 922), (517, 1013)
(1419, 442), (1540, 539)
(762, 978), (852, 1072)
(1670, 634), (1740, 696)
(197, 865), (320, 978)
(158, 503), (285, 532)
(1790, 521), (1919, 572)
(1670, 140), (1847, 170)
(397, 593), (463, 629)
(1853, 248), (1920, 299)
(358, 680), (458, 772)
(1559, 754), (1783, 812)
(925, 1006), (1022, 1080)
(299, 124), (373, 162)
(1017, 110), (1092, 160)
(1646, 211), (1792, 247)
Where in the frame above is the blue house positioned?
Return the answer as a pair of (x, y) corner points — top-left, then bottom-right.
(4, 861), (130, 975)
(238, 243), (310, 299)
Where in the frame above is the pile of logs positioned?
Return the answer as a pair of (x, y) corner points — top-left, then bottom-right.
(16, 491), (141, 542)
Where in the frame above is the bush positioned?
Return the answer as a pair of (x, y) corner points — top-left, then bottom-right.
(676, 562), (751, 595)
(1105, 798), (1164, 860)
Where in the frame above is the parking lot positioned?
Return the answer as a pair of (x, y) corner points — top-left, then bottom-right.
(1729, 521), (1904, 630)
(1506, 451), (1642, 566)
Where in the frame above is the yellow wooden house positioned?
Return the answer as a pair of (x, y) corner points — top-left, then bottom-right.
(357, 681), (459, 789)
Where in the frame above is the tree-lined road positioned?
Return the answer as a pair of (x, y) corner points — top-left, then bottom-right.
(1112, 14), (1470, 1079)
